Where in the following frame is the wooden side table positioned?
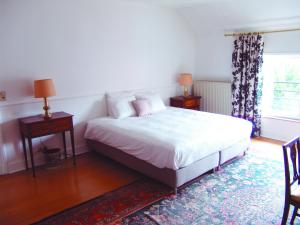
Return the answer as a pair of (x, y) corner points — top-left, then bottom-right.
(19, 112), (76, 177)
(170, 96), (201, 110)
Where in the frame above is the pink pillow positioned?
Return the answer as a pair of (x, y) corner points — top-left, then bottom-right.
(132, 99), (152, 117)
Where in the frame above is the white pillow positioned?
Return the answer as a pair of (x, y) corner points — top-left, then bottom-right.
(106, 91), (135, 117)
(135, 92), (166, 113)
(107, 95), (136, 119)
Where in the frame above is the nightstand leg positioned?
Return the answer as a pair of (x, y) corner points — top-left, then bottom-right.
(27, 138), (35, 177)
(21, 133), (28, 170)
(70, 129), (76, 165)
(62, 132), (67, 159)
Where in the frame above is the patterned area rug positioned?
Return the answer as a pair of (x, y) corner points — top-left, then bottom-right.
(121, 150), (286, 225)
(33, 179), (171, 225)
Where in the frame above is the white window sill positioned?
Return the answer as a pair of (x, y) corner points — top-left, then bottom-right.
(262, 115), (300, 123)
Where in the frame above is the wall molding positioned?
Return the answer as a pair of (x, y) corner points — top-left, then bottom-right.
(0, 112), (8, 174)
(0, 139), (7, 175)
(0, 92), (104, 109)
(0, 84), (177, 109)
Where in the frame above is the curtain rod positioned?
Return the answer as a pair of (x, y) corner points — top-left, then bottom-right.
(224, 28), (300, 37)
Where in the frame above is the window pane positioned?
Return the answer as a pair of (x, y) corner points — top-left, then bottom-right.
(262, 54), (300, 120)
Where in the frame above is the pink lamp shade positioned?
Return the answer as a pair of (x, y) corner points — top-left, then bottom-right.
(34, 79), (56, 98)
(179, 73), (193, 86)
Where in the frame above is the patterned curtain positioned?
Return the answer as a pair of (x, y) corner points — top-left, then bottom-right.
(231, 34), (264, 137)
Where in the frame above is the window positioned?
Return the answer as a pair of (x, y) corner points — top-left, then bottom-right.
(262, 54), (300, 120)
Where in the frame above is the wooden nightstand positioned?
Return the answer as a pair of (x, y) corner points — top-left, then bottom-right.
(19, 112), (76, 177)
(170, 96), (201, 110)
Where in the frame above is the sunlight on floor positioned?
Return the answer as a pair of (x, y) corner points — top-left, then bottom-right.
(251, 137), (284, 162)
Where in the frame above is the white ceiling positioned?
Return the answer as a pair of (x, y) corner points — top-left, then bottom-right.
(127, 0), (300, 35)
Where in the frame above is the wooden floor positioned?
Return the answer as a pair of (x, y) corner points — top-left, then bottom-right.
(251, 136), (283, 161)
(0, 137), (283, 225)
(0, 152), (141, 225)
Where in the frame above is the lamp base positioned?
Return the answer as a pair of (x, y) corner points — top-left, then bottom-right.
(43, 113), (52, 119)
(43, 97), (52, 119)
(183, 86), (189, 97)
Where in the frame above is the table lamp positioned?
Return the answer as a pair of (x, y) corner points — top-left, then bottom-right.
(179, 73), (193, 97)
(34, 79), (56, 119)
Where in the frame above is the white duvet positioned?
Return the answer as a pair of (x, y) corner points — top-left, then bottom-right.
(84, 107), (252, 170)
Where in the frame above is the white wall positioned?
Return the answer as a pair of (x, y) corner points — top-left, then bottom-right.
(194, 31), (233, 82)
(0, 0), (195, 174)
(195, 30), (300, 141)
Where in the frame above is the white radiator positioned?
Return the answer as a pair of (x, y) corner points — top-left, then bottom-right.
(193, 80), (232, 115)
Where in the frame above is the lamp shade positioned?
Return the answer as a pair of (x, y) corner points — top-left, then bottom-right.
(179, 73), (193, 86)
(34, 79), (56, 98)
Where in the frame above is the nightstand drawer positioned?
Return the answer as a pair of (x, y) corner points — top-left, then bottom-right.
(184, 99), (199, 108)
(30, 118), (72, 137)
(170, 96), (201, 111)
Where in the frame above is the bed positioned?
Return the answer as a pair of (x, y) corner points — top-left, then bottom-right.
(84, 106), (252, 193)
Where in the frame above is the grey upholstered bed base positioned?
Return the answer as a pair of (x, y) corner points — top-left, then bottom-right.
(86, 139), (249, 193)
(220, 139), (250, 164)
